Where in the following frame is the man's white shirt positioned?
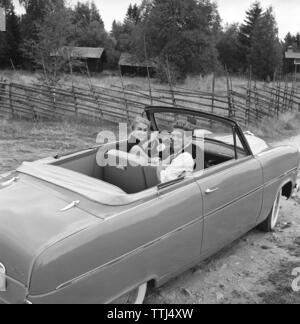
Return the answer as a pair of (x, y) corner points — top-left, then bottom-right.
(160, 152), (194, 183)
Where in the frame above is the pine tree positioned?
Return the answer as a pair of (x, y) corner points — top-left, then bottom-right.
(125, 3), (141, 25)
(238, 1), (263, 70)
(72, 1), (104, 28)
(248, 7), (282, 80)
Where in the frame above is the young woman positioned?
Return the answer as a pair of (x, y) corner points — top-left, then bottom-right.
(128, 116), (160, 165)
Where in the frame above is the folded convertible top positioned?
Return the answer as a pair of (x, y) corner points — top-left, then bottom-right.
(17, 162), (154, 206)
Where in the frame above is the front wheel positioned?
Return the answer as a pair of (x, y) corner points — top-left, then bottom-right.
(258, 188), (283, 232)
(110, 283), (147, 304)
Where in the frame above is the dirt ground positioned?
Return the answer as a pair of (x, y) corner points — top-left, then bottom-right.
(0, 120), (299, 304)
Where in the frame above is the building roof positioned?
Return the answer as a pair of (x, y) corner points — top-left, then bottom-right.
(51, 47), (105, 59)
(119, 53), (157, 68)
(285, 47), (300, 59)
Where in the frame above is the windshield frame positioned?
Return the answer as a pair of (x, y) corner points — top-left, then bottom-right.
(145, 106), (253, 157)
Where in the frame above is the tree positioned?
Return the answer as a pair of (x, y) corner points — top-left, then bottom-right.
(24, 0), (74, 85)
(217, 24), (242, 73)
(71, 1), (104, 29)
(238, 1), (263, 70)
(125, 3), (140, 25)
(19, 0), (54, 42)
(71, 1), (106, 47)
(0, 0), (21, 68)
(110, 4), (141, 54)
(284, 32), (300, 50)
(70, 1), (118, 69)
(142, 0), (221, 79)
(248, 7), (282, 80)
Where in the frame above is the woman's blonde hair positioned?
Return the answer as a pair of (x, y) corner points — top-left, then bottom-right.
(131, 116), (151, 130)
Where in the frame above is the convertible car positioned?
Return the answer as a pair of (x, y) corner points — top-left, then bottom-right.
(0, 106), (299, 304)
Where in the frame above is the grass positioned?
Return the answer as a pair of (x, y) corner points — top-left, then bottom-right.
(2, 69), (300, 94)
(248, 111), (300, 142)
(0, 69), (250, 93)
(0, 118), (117, 173)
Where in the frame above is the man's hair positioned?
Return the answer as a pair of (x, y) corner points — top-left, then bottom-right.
(131, 116), (151, 130)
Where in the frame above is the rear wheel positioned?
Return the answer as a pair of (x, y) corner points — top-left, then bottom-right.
(110, 283), (147, 304)
(258, 188), (283, 232)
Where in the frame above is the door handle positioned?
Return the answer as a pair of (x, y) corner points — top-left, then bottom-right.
(205, 187), (219, 194)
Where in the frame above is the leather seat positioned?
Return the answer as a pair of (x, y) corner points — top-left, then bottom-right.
(103, 150), (159, 194)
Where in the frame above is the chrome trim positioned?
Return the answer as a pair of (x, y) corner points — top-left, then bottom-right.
(60, 200), (80, 212)
(205, 187), (219, 194)
(0, 176), (19, 188)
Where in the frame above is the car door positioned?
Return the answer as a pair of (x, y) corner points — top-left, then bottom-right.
(145, 106), (264, 259)
(154, 176), (204, 271)
(194, 130), (264, 258)
(195, 156), (263, 258)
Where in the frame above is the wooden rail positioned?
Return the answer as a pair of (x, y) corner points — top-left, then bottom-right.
(0, 79), (300, 126)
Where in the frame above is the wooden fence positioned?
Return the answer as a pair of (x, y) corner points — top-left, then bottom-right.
(0, 78), (300, 126)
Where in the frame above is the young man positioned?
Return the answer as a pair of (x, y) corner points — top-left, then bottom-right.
(158, 120), (195, 183)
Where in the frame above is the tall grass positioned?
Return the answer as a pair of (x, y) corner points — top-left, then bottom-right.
(0, 69), (250, 93)
(248, 112), (300, 141)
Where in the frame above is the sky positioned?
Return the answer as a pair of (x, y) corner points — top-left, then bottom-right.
(12, 0), (300, 39)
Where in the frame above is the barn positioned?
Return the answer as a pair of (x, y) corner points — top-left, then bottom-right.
(119, 53), (157, 77)
(51, 47), (107, 73)
(285, 46), (300, 65)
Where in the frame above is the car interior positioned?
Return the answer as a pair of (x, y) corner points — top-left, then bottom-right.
(52, 130), (245, 195)
(50, 109), (249, 195)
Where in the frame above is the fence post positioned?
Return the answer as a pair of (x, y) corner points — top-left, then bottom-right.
(165, 56), (176, 106)
(211, 72), (215, 114)
(225, 67), (233, 118)
(253, 81), (257, 120)
(246, 67), (252, 126)
(119, 66), (130, 121)
(72, 85), (78, 118)
(144, 36), (153, 106)
(283, 78), (289, 112)
(275, 79), (281, 118)
(8, 83), (14, 118)
(25, 88), (37, 120)
(86, 63), (103, 120)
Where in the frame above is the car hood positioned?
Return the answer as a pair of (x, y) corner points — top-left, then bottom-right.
(0, 173), (99, 286)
